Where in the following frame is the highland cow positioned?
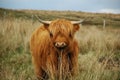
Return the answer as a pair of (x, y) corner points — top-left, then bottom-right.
(30, 17), (83, 80)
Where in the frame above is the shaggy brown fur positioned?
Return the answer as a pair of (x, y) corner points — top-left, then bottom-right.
(30, 19), (79, 80)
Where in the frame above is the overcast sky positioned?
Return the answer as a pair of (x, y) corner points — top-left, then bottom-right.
(0, 0), (120, 14)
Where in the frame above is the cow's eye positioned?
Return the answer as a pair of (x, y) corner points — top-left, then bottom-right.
(69, 33), (72, 38)
(50, 32), (53, 37)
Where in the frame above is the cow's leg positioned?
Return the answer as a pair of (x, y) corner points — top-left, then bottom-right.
(69, 41), (79, 76)
(32, 60), (43, 80)
(35, 68), (48, 80)
(46, 56), (57, 80)
(35, 68), (43, 80)
(33, 63), (49, 80)
(32, 57), (48, 80)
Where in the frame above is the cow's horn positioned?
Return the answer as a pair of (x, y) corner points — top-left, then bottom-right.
(71, 19), (84, 24)
(35, 15), (51, 24)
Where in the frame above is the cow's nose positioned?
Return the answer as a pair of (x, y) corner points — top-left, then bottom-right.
(54, 42), (67, 49)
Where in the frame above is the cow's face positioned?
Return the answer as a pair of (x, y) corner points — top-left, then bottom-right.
(46, 19), (80, 51)
(36, 17), (82, 51)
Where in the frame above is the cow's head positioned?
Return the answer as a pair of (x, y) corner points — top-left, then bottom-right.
(36, 16), (84, 51)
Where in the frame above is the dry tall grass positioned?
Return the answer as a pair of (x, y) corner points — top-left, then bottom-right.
(76, 26), (120, 80)
(0, 18), (120, 80)
(0, 18), (39, 80)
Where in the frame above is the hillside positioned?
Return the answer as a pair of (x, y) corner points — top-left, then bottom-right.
(0, 8), (120, 27)
(0, 8), (120, 80)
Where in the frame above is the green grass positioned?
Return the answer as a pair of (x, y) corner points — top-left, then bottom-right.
(0, 47), (36, 80)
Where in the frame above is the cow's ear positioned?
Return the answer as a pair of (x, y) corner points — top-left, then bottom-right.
(43, 24), (49, 28)
(73, 24), (80, 32)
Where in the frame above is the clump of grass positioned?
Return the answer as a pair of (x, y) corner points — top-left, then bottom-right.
(0, 18), (120, 80)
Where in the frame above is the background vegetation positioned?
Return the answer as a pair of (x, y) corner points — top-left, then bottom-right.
(0, 8), (120, 80)
(0, 8), (120, 27)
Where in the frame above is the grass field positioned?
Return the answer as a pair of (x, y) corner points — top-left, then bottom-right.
(0, 8), (120, 80)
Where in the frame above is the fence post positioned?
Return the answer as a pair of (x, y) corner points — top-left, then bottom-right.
(4, 11), (6, 19)
(103, 19), (106, 29)
(31, 15), (34, 24)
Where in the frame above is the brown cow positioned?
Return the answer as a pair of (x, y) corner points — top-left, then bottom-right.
(30, 17), (83, 80)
